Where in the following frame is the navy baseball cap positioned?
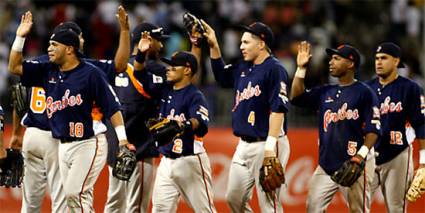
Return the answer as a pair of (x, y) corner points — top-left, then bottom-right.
(132, 22), (169, 44)
(239, 22), (274, 48)
(161, 51), (198, 74)
(53, 21), (82, 35)
(376, 42), (404, 68)
(50, 29), (83, 57)
(326, 44), (361, 68)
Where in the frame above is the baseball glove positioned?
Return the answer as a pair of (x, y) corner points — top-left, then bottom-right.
(0, 149), (24, 188)
(406, 167), (425, 202)
(147, 118), (184, 147)
(331, 155), (365, 187)
(11, 83), (29, 118)
(259, 156), (285, 198)
(112, 144), (137, 181)
(183, 12), (205, 46)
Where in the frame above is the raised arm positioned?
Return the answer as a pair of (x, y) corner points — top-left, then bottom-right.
(201, 19), (221, 59)
(290, 41), (312, 100)
(113, 5), (130, 73)
(8, 11), (33, 76)
(133, 32), (152, 72)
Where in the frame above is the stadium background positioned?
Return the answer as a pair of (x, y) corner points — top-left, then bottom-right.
(0, 0), (424, 212)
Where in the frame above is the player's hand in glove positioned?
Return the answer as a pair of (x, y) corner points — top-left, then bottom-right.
(406, 167), (425, 202)
(331, 155), (365, 187)
(0, 148), (24, 188)
(259, 153), (285, 199)
(112, 144), (137, 181)
(147, 118), (191, 147)
(183, 12), (205, 47)
(11, 83), (29, 118)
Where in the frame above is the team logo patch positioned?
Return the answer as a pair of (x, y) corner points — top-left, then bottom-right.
(279, 81), (288, 104)
(323, 103), (359, 132)
(196, 105), (209, 121)
(324, 96), (334, 103)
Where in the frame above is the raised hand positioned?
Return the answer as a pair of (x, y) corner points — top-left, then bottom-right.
(297, 41), (312, 68)
(201, 19), (218, 48)
(138, 32), (152, 53)
(16, 11), (33, 37)
(116, 5), (129, 31)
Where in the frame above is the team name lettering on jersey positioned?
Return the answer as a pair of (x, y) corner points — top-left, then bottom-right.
(323, 103), (359, 132)
(46, 89), (83, 118)
(165, 109), (187, 122)
(233, 81), (262, 111)
(380, 96), (403, 115)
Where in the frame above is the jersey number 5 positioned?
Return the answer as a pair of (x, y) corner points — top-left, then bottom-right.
(347, 141), (357, 156)
(30, 87), (46, 113)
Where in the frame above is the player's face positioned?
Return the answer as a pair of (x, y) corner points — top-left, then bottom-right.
(328, 54), (353, 77)
(375, 53), (398, 78)
(240, 32), (262, 62)
(47, 41), (67, 64)
(166, 66), (186, 83)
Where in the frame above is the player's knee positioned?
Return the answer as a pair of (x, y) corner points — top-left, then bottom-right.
(306, 196), (322, 213)
(225, 190), (241, 207)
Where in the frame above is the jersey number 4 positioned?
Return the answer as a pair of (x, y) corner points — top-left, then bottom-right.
(30, 87), (46, 113)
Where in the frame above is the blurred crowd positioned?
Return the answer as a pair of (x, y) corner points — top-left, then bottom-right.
(0, 0), (423, 126)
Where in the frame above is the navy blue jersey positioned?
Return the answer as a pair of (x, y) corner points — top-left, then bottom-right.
(107, 57), (166, 160)
(291, 81), (381, 175)
(21, 55), (116, 131)
(21, 60), (120, 141)
(210, 56), (289, 139)
(367, 76), (425, 165)
(157, 84), (210, 158)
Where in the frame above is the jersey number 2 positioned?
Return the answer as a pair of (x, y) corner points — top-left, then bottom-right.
(30, 87), (46, 113)
(69, 122), (84, 138)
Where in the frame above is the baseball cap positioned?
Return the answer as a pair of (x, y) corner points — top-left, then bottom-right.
(132, 22), (169, 44)
(161, 51), (198, 74)
(326, 44), (361, 68)
(238, 22), (274, 48)
(50, 29), (83, 57)
(376, 42), (404, 68)
(53, 21), (82, 35)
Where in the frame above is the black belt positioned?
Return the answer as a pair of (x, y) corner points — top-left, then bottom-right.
(59, 137), (87, 143)
(240, 136), (267, 143)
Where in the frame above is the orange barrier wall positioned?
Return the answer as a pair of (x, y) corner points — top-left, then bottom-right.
(1, 126), (424, 212)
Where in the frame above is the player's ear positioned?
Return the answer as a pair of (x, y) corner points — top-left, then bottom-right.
(184, 67), (191, 76)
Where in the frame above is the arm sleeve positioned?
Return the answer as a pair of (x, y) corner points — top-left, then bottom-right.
(21, 60), (49, 87)
(290, 86), (324, 110)
(407, 84), (425, 138)
(133, 68), (167, 99)
(89, 70), (121, 119)
(267, 65), (289, 113)
(188, 91), (209, 137)
(210, 58), (235, 88)
(362, 87), (381, 135)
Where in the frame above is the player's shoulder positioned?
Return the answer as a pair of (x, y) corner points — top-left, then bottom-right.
(396, 76), (422, 89)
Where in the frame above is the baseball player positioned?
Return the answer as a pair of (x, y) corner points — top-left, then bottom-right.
(8, 6), (130, 213)
(202, 21), (290, 212)
(367, 42), (425, 211)
(152, 51), (215, 212)
(290, 41), (381, 212)
(8, 11), (132, 212)
(104, 22), (168, 213)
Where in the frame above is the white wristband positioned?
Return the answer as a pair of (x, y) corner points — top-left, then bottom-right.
(357, 145), (370, 159)
(265, 136), (277, 151)
(115, 125), (127, 141)
(12, 36), (26, 52)
(419, 149), (425, 165)
(295, 67), (306, 78)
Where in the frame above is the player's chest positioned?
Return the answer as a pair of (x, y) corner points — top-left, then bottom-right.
(236, 68), (267, 97)
(374, 86), (405, 115)
(161, 92), (188, 120)
(45, 72), (89, 100)
(320, 88), (362, 114)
